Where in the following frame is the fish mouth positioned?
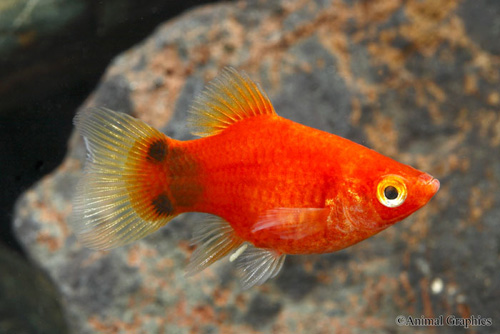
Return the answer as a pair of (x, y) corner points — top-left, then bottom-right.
(418, 173), (440, 196)
(428, 177), (440, 192)
(425, 177), (440, 197)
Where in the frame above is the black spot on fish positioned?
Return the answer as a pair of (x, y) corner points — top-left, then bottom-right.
(152, 193), (173, 217)
(147, 140), (167, 163)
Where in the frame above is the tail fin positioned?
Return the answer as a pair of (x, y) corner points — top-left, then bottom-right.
(71, 108), (176, 250)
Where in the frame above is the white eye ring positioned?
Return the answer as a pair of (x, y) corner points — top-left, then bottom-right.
(376, 175), (407, 208)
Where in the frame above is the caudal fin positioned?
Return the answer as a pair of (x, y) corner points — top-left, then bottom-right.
(71, 108), (176, 250)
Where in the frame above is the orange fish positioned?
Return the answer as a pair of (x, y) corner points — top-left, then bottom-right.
(71, 68), (439, 288)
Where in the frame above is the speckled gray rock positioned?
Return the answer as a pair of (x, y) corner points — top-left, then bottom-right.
(13, 0), (500, 333)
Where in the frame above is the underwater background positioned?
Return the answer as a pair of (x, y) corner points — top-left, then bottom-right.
(1, 0), (499, 333)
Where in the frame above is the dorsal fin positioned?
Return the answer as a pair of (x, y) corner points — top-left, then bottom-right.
(187, 67), (276, 137)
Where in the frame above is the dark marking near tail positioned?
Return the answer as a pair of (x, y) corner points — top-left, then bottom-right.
(147, 140), (167, 162)
(152, 193), (173, 217)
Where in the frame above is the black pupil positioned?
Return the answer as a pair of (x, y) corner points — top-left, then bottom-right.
(384, 186), (399, 200)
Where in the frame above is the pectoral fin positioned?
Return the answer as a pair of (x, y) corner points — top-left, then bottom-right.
(252, 207), (330, 240)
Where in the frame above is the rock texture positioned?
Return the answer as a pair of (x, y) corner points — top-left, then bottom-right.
(13, 0), (500, 333)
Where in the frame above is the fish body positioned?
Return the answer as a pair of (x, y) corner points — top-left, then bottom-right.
(71, 68), (439, 288)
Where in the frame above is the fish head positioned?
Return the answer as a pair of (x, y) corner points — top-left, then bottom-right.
(340, 152), (440, 232)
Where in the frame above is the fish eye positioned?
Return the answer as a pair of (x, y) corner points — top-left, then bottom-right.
(377, 175), (407, 208)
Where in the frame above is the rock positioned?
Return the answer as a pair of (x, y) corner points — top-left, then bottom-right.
(13, 0), (500, 333)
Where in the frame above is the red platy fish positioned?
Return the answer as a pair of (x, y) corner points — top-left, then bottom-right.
(71, 68), (439, 288)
